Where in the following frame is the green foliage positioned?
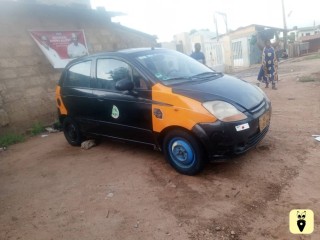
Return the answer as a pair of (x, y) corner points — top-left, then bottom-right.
(52, 120), (62, 131)
(304, 54), (320, 60)
(0, 133), (25, 147)
(30, 122), (45, 136)
(298, 76), (317, 82)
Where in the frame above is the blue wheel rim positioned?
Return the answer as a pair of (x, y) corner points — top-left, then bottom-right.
(168, 137), (195, 168)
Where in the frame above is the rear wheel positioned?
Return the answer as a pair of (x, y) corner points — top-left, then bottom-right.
(163, 129), (205, 175)
(63, 117), (83, 146)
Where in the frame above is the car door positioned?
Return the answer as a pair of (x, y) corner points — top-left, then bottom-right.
(91, 57), (155, 145)
(60, 60), (95, 132)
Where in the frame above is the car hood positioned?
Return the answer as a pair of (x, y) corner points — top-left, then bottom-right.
(172, 74), (264, 110)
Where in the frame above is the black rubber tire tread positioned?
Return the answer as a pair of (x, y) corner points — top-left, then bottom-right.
(63, 117), (83, 146)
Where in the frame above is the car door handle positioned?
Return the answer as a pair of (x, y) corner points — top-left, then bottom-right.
(97, 98), (104, 102)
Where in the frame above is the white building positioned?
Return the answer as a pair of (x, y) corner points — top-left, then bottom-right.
(166, 30), (225, 71)
(288, 25), (320, 42)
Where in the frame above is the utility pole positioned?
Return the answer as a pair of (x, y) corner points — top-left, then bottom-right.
(214, 11), (233, 71)
(214, 14), (219, 41)
(214, 11), (228, 34)
(281, 0), (287, 50)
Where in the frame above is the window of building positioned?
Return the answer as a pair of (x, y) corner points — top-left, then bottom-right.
(232, 41), (243, 60)
(64, 61), (91, 88)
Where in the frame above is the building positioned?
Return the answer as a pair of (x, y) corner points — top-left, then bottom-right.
(160, 30), (220, 70)
(0, 0), (157, 135)
(300, 34), (320, 52)
(288, 25), (320, 55)
(173, 32), (193, 54)
(289, 25), (320, 41)
(211, 25), (284, 71)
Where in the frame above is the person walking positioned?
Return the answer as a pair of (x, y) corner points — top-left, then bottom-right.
(261, 39), (278, 89)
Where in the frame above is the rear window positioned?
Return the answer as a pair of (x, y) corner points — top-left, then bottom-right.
(64, 61), (91, 88)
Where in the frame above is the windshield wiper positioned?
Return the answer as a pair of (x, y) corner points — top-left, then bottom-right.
(165, 76), (191, 81)
(191, 72), (223, 79)
(162, 76), (195, 86)
(164, 72), (223, 86)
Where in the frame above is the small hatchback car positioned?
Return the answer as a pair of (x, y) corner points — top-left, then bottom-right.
(56, 48), (271, 175)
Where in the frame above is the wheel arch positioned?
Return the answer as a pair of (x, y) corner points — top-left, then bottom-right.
(59, 114), (67, 125)
(160, 126), (208, 175)
(157, 125), (207, 156)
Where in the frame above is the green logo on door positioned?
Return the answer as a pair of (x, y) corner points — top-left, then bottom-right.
(111, 105), (119, 119)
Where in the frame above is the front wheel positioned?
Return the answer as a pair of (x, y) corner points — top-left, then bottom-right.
(163, 130), (205, 175)
(63, 117), (83, 146)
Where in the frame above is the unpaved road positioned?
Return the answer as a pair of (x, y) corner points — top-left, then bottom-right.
(1, 55), (320, 240)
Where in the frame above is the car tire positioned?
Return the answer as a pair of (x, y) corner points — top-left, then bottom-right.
(63, 117), (83, 146)
(163, 129), (205, 175)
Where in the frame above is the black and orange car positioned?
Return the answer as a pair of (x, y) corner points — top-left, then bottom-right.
(56, 48), (271, 175)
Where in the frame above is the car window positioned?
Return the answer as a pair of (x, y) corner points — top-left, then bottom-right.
(64, 61), (91, 88)
(136, 50), (215, 85)
(132, 68), (148, 90)
(96, 59), (133, 90)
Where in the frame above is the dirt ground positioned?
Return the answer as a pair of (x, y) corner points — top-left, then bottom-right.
(1, 54), (320, 240)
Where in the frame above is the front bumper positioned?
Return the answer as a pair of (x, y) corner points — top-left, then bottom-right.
(192, 112), (270, 159)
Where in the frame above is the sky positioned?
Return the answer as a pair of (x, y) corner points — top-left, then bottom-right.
(91, 0), (320, 42)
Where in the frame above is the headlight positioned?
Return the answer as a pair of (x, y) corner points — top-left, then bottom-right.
(203, 101), (247, 122)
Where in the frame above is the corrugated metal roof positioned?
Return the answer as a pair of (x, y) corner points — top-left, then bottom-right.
(301, 33), (320, 41)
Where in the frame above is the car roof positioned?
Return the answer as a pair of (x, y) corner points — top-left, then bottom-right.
(65, 47), (174, 68)
(82, 47), (167, 58)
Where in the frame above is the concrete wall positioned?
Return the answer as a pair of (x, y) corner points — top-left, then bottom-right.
(307, 38), (320, 52)
(0, 2), (156, 135)
(174, 33), (192, 55)
(219, 35), (232, 70)
(204, 41), (225, 72)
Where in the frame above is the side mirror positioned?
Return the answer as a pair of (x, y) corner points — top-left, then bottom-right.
(115, 78), (134, 91)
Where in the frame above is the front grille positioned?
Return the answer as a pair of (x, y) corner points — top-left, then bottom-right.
(248, 100), (267, 116)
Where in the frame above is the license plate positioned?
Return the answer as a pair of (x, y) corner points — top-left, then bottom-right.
(259, 110), (271, 131)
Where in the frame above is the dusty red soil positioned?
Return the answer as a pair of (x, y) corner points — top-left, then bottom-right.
(1, 55), (320, 240)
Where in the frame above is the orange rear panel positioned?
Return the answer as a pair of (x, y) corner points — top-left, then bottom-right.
(55, 86), (68, 115)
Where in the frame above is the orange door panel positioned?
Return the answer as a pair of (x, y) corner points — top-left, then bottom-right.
(151, 83), (216, 132)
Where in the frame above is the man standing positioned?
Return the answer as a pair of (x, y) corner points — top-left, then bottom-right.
(190, 43), (206, 64)
(39, 35), (60, 61)
(38, 35), (70, 68)
(67, 33), (88, 58)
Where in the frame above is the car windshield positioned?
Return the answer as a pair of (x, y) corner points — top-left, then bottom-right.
(135, 50), (222, 85)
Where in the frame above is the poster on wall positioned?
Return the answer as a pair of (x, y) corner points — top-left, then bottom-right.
(29, 30), (89, 68)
